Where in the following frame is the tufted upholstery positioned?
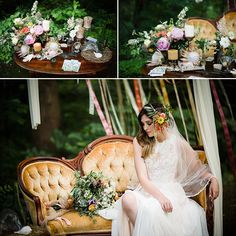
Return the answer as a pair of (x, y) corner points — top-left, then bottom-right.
(186, 18), (217, 57)
(18, 158), (76, 226)
(18, 135), (213, 235)
(218, 10), (236, 42)
(82, 142), (138, 192)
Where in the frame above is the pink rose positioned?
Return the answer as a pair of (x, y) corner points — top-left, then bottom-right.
(157, 37), (170, 51)
(24, 34), (35, 45)
(34, 25), (44, 36)
(171, 27), (184, 40)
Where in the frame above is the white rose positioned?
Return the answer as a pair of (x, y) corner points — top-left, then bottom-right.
(42, 20), (50, 32)
(155, 24), (165, 31)
(14, 18), (23, 26)
(144, 39), (151, 47)
(30, 27), (35, 34)
(220, 36), (231, 48)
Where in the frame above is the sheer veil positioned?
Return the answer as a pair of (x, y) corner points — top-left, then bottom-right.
(167, 117), (212, 197)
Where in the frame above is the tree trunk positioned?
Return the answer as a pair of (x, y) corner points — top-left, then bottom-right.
(32, 80), (60, 152)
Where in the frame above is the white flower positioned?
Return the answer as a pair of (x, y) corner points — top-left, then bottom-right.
(74, 25), (81, 31)
(228, 31), (235, 40)
(13, 18), (23, 26)
(195, 0), (203, 3)
(69, 29), (77, 40)
(209, 40), (216, 46)
(30, 27), (35, 34)
(12, 36), (18, 45)
(144, 39), (151, 47)
(220, 36), (231, 48)
(155, 24), (165, 31)
(143, 31), (150, 39)
(67, 17), (75, 30)
(128, 39), (138, 45)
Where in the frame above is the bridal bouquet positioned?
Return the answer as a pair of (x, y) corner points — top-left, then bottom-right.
(71, 171), (117, 217)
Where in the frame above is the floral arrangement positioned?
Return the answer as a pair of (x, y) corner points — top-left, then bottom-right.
(71, 171), (117, 217)
(127, 7), (189, 57)
(10, 1), (51, 57)
(145, 105), (172, 131)
(215, 16), (235, 59)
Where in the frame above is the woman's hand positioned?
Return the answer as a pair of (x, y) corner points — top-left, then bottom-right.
(156, 193), (173, 213)
(209, 177), (219, 201)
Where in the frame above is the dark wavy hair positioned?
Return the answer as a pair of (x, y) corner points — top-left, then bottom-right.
(137, 103), (173, 158)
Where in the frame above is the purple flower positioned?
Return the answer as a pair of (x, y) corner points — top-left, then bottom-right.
(171, 27), (184, 40)
(157, 37), (170, 51)
(34, 25), (44, 36)
(24, 34), (35, 45)
(88, 199), (96, 205)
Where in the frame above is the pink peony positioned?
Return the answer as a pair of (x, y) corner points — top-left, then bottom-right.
(24, 34), (35, 45)
(171, 27), (184, 40)
(34, 25), (44, 36)
(157, 37), (170, 51)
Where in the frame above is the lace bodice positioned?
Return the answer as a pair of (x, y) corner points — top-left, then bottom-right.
(144, 135), (178, 183)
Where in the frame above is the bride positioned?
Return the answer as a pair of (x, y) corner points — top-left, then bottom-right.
(101, 103), (219, 236)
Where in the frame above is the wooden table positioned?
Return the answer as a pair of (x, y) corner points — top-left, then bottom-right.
(14, 53), (112, 77)
(141, 65), (234, 78)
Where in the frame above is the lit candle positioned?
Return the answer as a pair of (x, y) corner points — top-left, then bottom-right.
(42, 20), (50, 32)
(33, 42), (42, 52)
(168, 49), (178, 61)
(83, 16), (93, 29)
(184, 24), (195, 38)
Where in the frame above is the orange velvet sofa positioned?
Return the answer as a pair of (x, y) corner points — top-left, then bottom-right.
(17, 135), (213, 235)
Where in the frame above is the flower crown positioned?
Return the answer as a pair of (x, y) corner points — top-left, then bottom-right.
(145, 104), (172, 131)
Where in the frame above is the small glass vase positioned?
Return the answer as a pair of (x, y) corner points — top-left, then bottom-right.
(220, 56), (233, 72)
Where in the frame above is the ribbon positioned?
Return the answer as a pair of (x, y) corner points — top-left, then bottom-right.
(86, 80), (113, 135)
(159, 80), (170, 105)
(115, 80), (126, 133)
(99, 80), (113, 129)
(105, 81), (124, 135)
(152, 80), (164, 104)
(123, 80), (139, 116)
(138, 80), (148, 106)
(218, 80), (235, 121)
(186, 80), (202, 145)
(27, 80), (41, 129)
(172, 79), (189, 143)
(133, 80), (142, 112)
(210, 80), (236, 182)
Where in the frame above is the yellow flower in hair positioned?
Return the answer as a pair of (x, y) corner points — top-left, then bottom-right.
(157, 116), (165, 125)
(88, 204), (96, 212)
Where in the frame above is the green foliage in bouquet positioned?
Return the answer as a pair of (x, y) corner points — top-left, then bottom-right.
(39, 0), (87, 38)
(71, 171), (116, 217)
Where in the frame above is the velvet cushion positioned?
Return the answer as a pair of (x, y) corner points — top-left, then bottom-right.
(47, 210), (111, 235)
(187, 18), (217, 57)
(82, 142), (139, 192)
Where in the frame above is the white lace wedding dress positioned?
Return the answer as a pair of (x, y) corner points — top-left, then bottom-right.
(99, 134), (209, 236)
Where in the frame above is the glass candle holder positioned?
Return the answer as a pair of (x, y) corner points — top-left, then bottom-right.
(83, 16), (93, 29)
(33, 42), (42, 52)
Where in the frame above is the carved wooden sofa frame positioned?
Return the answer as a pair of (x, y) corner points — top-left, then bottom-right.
(17, 135), (214, 235)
